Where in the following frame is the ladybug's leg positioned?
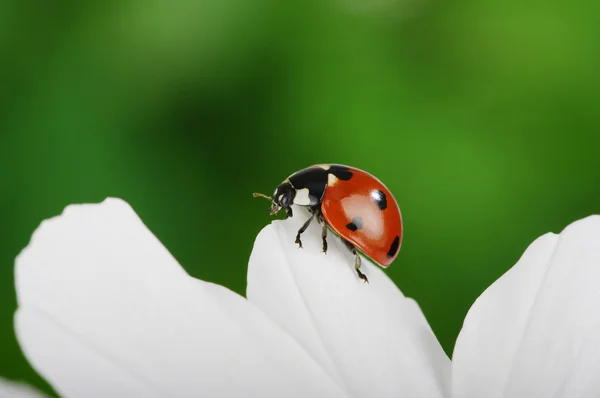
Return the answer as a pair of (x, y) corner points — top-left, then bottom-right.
(353, 253), (368, 284)
(321, 224), (328, 253)
(342, 239), (369, 284)
(295, 212), (316, 249)
(318, 213), (328, 253)
(285, 207), (293, 219)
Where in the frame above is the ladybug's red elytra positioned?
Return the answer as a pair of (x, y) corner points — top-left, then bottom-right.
(254, 164), (403, 283)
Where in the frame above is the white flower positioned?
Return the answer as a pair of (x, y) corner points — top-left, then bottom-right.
(453, 214), (600, 398)
(10, 198), (600, 397)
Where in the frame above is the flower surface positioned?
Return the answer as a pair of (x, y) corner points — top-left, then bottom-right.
(14, 198), (449, 398)
(11, 198), (600, 398)
(248, 207), (450, 397)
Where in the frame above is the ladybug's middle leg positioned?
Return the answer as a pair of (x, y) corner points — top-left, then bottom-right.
(295, 212), (316, 249)
(310, 207), (328, 254)
(342, 239), (369, 284)
(317, 213), (328, 253)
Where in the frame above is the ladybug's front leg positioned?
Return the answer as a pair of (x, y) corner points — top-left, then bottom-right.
(295, 212), (316, 249)
(285, 207), (293, 219)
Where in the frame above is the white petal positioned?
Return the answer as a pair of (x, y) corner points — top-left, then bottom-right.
(15, 198), (346, 398)
(247, 207), (450, 398)
(453, 215), (600, 398)
(0, 377), (50, 398)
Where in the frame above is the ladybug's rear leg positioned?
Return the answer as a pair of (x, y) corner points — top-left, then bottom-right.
(342, 239), (369, 284)
(295, 212), (316, 249)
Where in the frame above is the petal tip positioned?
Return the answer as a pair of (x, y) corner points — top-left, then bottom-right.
(60, 197), (132, 218)
(15, 198), (139, 294)
(17, 198), (133, 257)
(561, 214), (600, 234)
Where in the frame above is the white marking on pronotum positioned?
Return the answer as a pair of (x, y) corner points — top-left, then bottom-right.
(315, 164), (331, 170)
(293, 188), (312, 205)
(327, 174), (339, 186)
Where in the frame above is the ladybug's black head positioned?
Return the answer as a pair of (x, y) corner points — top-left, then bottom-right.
(253, 182), (296, 216)
(270, 182), (296, 214)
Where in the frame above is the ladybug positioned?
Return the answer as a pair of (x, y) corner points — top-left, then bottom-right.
(254, 164), (403, 283)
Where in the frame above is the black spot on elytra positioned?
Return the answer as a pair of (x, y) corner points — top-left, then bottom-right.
(387, 236), (400, 259)
(328, 165), (353, 181)
(372, 189), (387, 210)
(346, 216), (364, 231)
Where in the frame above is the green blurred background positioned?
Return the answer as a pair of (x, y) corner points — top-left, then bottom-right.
(1, 0), (599, 394)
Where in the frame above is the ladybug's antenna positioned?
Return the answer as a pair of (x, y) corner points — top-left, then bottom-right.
(253, 192), (272, 200)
